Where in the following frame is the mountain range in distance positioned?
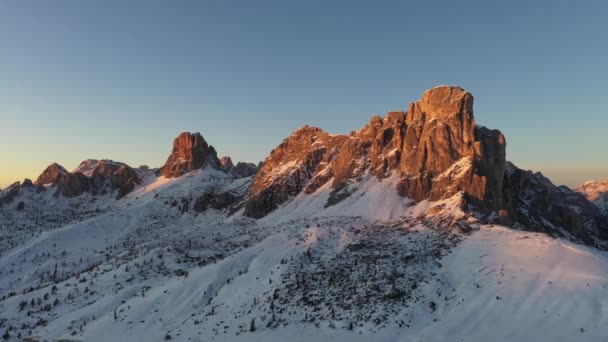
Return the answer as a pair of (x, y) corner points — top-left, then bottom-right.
(1, 86), (608, 341)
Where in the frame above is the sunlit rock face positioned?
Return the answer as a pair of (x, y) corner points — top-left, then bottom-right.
(245, 86), (507, 218)
(575, 179), (608, 216)
(243, 85), (608, 248)
(220, 156), (234, 171)
(160, 132), (220, 178)
(35, 163), (68, 186)
(30, 160), (143, 199)
(396, 86), (506, 210)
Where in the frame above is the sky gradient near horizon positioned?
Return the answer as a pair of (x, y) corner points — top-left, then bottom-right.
(1, 0), (607, 189)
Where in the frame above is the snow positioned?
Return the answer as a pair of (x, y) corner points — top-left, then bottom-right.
(2, 166), (608, 341)
(407, 225), (608, 342)
(433, 156), (473, 181)
(263, 172), (413, 223)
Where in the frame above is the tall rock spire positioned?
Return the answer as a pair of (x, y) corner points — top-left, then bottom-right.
(160, 132), (220, 178)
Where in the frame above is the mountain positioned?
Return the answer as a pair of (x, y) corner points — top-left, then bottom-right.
(245, 86), (607, 248)
(35, 163), (68, 186)
(1, 86), (608, 341)
(575, 179), (608, 215)
(159, 132), (221, 178)
(504, 166), (608, 244)
(0, 160), (144, 211)
(220, 156), (259, 179)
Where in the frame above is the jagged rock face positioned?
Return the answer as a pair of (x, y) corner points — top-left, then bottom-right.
(73, 159), (101, 176)
(575, 180), (608, 216)
(35, 163), (68, 186)
(242, 85), (608, 247)
(111, 166), (142, 199)
(502, 164), (608, 246)
(91, 160), (122, 178)
(220, 156), (234, 170)
(233, 162), (258, 178)
(245, 127), (348, 218)
(30, 160), (142, 199)
(59, 172), (91, 197)
(220, 156), (258, 178)
(0, 182), (21, 206)
(193, 191), (240, 212)
(87, 160), (142, 198)
(245, 86), (506, 218)
(397, 87), (506, 209)
(21, 179), (34, 188)
(160, 132), (220, 178)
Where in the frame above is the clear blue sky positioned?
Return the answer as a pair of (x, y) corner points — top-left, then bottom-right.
(1, 0), (607, 188)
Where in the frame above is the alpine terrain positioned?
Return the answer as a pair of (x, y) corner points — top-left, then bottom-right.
(1, 86), (608, 342)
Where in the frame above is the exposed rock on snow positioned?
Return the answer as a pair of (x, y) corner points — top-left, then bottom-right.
(160, 132), (221, 178)
(32, 160), (143, 200)
(245, 87), (506, 219)
(220, 156), (234, 171)
(220, 156), (258, 178)
(0, 181), (21, 206)
(243, 86), (606, 248)
(35, 162), (68, 186)
(2, 85), (608, 342)
(233, 162), (258, 178)
(502, 163), (608, 246)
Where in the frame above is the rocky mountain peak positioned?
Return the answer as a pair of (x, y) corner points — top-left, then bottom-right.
(242, 85), (607, 247)
(245, 85), (505, 218)
(233, 162), (258, 178)
(220, 156), (234, 170)
(220, 156), (258, 178)
(27, 159), (142, 199)
(35, 163), (68, 186)
(575, 179), (608, 216)
(160, 132), (220, 178)
(576, 179), (608, 202)
(399, 85), (505, 211)
(414, 85), (473, 121)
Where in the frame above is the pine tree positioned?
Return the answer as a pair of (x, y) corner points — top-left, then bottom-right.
(249, 318), (256, 332)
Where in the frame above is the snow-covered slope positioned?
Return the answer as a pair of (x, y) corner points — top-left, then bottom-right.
(1, 166), (608, 341)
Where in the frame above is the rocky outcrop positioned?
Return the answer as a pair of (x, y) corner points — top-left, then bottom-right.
(0, 179), (46, 207)
(575, 180), (608, 216)
(85, 160), (142, 198)
(111, 166), (141, 199)
(220, 156), (258, 178)
(502, 164), (608, 245)
(59, 172), (91, 197)
(233, 162), (258, 178)
(0, 182), (21, 206)
(31, 160), (142, 199)
(21, 179), (34, 188)
(245, 126), (347, 218)
(193, 191), (240, 213)
(243, 85), (608, 247)
(396, 87), (505, 209)
(220, 156), (234, 170)
(160, 132), (220, 178)
(245, 86), (506, 218)
(35, 163), (68, 186)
